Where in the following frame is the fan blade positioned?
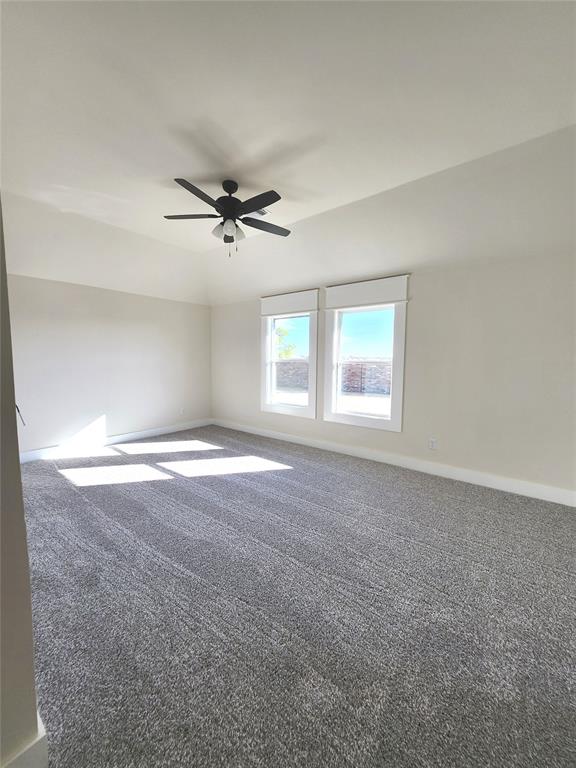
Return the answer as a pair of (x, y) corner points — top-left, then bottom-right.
(164, 214), (220, 219)
(174, 178), (220, 210)
(241, 217), (290, 237)
(239, 190), (281, 215)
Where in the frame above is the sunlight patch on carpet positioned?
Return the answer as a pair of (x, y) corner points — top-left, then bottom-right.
(158, 455), (292, 478)
(59, 464), (173, 487)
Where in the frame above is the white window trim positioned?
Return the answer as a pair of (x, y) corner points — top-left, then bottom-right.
(261, 289), (319, 316)
(261, 310), (318, 419)
(325, 275), (408, 309)
(323, 301), (407, 432)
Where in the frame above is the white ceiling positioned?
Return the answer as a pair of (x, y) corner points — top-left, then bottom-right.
(2, 1), (575, 302)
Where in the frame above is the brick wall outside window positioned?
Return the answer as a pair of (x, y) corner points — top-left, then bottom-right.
(275, 359), (392, 394)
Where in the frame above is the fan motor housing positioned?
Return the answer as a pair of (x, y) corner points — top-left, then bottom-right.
(216, 195), (241, 221)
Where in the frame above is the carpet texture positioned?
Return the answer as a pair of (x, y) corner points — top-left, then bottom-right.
(21, 426), (575, 767)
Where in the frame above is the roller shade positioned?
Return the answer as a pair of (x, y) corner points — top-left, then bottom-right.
(261, 289), (319, 316)
(325, 275), (408, 309)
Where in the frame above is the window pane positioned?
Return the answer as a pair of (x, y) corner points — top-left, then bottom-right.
(271, 315), (310, 360)
(270, 315), (310, 407)
(335, 307), (394, 418)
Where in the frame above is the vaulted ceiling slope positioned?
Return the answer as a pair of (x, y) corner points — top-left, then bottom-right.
(201, 127), (576, 304)
(2, 1), (574, 304)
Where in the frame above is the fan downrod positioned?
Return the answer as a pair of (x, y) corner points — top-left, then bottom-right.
(222, 179), (238, 195)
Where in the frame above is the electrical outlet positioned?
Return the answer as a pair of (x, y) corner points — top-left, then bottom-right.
(428, 437), (438, 451)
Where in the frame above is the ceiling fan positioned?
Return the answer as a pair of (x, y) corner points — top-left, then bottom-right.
(164, 178), (290, 244)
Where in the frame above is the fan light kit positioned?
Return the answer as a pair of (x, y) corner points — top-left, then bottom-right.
(164, 178), (290, 255)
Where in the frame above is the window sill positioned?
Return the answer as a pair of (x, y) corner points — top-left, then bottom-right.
(262, 403), (316, 419)
(323, 411), (402, 432)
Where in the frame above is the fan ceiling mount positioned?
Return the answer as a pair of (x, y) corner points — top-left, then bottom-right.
(164, 178), (290, 246)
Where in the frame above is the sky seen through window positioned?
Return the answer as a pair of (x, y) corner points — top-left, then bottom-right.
(274, 308), (394, 360)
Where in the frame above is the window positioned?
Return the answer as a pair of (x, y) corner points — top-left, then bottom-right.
(261, 290), (318, 418)
(324, 276), (407, 431)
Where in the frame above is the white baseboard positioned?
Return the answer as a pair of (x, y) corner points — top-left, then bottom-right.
(3, 714), (48, 768)
(19, 418), (212, 463)
(212, 419), (575, 507)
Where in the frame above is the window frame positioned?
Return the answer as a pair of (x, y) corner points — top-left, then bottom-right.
(261, 310), (318, 419)
(323, 301), (406, 431)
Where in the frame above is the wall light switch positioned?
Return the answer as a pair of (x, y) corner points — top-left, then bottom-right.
(428, 438), (438, 450)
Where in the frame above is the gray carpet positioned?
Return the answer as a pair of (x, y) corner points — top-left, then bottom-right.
(21, 426), (575, 767)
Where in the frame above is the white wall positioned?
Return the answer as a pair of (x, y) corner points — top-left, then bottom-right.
(211, 253), (575, 495)
(8, 276), (211, 453)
